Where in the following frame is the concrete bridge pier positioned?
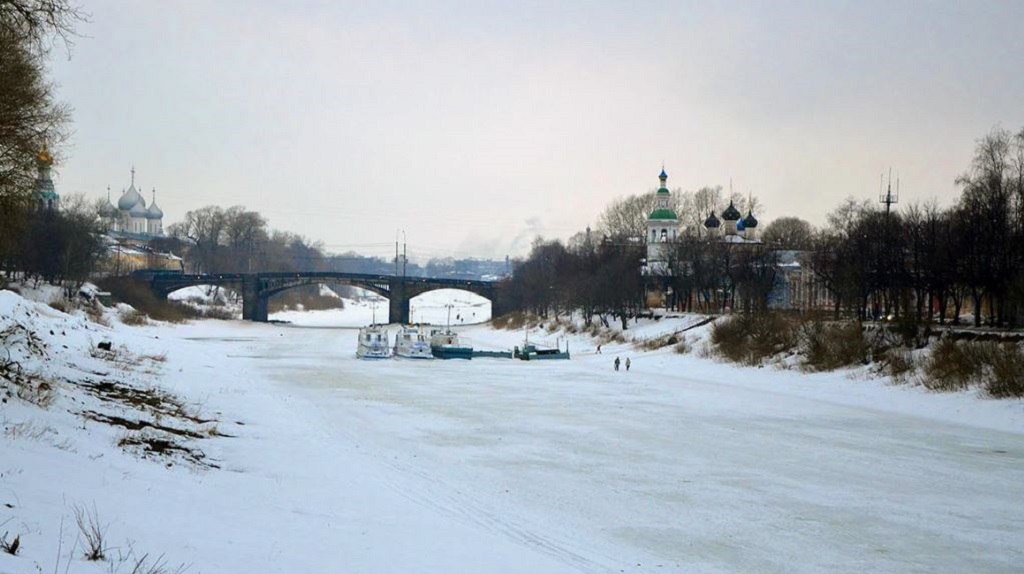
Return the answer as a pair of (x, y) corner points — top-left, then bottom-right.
(242, 275), (269, 322)
(387, 279), (412, 324)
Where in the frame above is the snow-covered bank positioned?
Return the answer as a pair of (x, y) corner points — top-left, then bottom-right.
(3, 290), (1023, 573)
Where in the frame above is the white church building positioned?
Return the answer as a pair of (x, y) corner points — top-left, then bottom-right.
(642, 167), (763, 277)
(644, 168), (679, 276)
(99, 167), (164, 238)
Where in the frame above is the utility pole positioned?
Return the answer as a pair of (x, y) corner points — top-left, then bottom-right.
(395, 230), (399, 276)
(402, 230), (407, 277)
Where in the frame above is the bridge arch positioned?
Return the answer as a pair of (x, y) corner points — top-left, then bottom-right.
(135, 271), (503, 324)
(164, 283), (240, 306)
(408, 287), (493, 325)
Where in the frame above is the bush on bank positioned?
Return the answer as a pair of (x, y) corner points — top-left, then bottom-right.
(708, 312), (1024, 398)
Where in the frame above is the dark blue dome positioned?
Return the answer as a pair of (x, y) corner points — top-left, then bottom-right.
(721, 201), (742, 221)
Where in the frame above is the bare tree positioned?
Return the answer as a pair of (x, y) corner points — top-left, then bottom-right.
(761, 216), (814, 250)
(683, 185), (723, 237)
(0, 25), (71, 202)
(597, 187), (683, 241)
(170, 206), (226, 273)
(597, 193), (659, 241)
(0, 0), (86, 53)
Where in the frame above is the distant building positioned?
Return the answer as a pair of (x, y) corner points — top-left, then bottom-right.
(99, 167), (164, 239)
(644, 168), (679, 276)
(768, 250), (835, 312)
(35, 144), (60, 212)
(101, 239), (183, 275)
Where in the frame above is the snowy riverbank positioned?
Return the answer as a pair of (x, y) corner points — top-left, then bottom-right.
(2, 288), (1023, 573)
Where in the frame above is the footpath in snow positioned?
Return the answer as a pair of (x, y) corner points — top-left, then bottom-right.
(2, 288), (1023, 573)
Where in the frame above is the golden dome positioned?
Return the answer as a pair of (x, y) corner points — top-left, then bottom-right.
(36, 144), (53, 167)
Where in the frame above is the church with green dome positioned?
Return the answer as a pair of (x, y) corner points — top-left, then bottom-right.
(645, 168), (679, 276)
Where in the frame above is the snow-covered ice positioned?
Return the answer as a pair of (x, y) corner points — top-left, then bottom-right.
(2, 289), (1023, 573)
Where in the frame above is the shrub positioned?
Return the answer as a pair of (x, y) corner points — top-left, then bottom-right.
(985, 343), (1024, 398)
(598, 329), (626, 344)
(922, 338), (977, 391)
(196, 306), (235, 320)
(710, 315), (748, 362)
(921, 339), (1024, 397)
(638, 333), (680, 351)
(74, 504), (108, 561)
(711, 313), (797, 365)
(674, 337), (691, 354)
(84, 301), (109, 326)
(119, 308), (149, 326)
(0, 532), (20, 555)
(746, 313), (797, 360)
(15, 378), (56, 408)
(492, 311), (529, 331)
(97, 278), (200, 323)
(878, 346), (916, 383)
(799, 320), (867, 371)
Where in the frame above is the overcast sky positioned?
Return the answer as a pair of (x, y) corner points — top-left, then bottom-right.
(48, 0), (1024, 260)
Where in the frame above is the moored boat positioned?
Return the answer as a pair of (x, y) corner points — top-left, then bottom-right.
(394, 325), (434, 359)
(429, 328), (473, 360)
(513, 329), (570, 360)
(356, 325), (391, 359)
(514, 343), (570, 360)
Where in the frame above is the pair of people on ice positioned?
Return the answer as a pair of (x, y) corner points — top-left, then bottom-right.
(614, 357), (630, 371)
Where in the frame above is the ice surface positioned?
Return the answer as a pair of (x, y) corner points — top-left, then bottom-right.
(2, 290), (1022, 573)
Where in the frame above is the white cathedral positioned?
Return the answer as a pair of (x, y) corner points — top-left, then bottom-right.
(99, 168), (164, 237)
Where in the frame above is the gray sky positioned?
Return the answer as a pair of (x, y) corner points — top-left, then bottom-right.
(49, 0), (1024, 260)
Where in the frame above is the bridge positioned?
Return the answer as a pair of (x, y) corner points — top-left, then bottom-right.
(133, 271), (506, 323)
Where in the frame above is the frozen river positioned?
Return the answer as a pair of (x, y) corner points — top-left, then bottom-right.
(6, 291), (1021, 573)
(229, 319), (1023, 574)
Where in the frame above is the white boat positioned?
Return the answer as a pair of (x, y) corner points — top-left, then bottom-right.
(356, 325), (391, 359)
(393, 325), (434, 359)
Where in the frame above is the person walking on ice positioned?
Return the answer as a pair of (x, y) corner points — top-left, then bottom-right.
(614, 357), (620, 371)
(625, 357), (631, 371)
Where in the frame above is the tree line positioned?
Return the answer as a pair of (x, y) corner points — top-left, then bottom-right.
(0, 1), (102, 292)
(502, 126), (1024, 330)
(501, 231), (779, 328)
(161, 205), (328, 274)
(811, 127), (1024, 328)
